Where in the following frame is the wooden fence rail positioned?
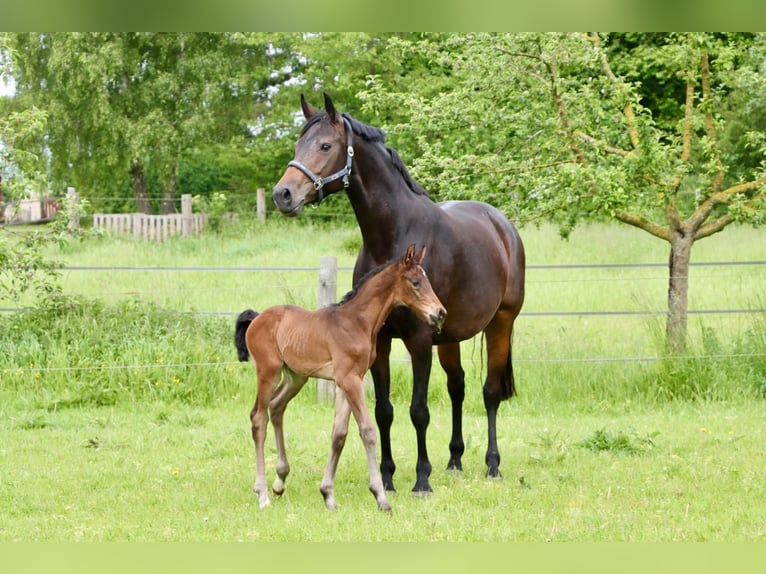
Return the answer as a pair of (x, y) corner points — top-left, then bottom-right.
(92, 194), (208, 241)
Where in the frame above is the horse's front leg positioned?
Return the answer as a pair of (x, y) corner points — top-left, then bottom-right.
(404, 330), (435, 494)
(269, 371), (308, 497)
(370, 331), (396, 491)
(438, 342), (465, 471)
(319, 387), (351, 510)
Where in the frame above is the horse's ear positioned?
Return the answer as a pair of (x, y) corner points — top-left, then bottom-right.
(415, 245), (427, 265)
(301, 93), (318, 120)
(402, 243), (416, 266)
(324, 92), (339, 123)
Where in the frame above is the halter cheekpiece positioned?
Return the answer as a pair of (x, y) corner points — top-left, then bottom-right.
(287, 117), (354, 205)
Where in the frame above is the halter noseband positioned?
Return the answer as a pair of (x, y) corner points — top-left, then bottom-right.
(287, 117), (354, 205)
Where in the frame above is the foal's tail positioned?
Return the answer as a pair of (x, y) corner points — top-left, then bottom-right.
(234, 309), (260, 362)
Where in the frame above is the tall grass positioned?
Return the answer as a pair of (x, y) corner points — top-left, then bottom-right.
(1, 217), (764, 412)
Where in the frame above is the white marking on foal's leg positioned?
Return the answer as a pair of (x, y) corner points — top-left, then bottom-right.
(254, 482), (271, 509)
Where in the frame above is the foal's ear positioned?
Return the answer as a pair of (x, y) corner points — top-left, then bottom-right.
(324, 92), (339, 123)
(403, 243), (416, 265)
(415, 245), (427, 265)
(301, 93), (318, 120)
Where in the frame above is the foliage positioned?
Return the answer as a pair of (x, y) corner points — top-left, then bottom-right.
(358, 32), (766, 353)
(0, 193), (89, 305)
(7, 33), (295, 211)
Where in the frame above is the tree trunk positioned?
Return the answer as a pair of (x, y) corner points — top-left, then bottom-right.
(131, 162), (151, 214)
(160, 165), (177, 215)
(666, 231), (693, 354)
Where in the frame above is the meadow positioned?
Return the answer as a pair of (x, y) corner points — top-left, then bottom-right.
(1, 216), (765, 541)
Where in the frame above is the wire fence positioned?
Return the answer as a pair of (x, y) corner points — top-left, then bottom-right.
(2, 258), (765, 377)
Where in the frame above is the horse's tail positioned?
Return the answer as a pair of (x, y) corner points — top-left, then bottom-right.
(235, 309), (260, 362)
(502, 349), (516, 400)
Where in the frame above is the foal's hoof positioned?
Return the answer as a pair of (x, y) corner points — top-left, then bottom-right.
(446, 459), (463, 472)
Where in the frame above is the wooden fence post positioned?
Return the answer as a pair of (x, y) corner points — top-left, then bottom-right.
(181, 194), (192, 238)
(256, 188), (266, 223)
(66, 187), (79, 230)
(317, 255), (337, 403)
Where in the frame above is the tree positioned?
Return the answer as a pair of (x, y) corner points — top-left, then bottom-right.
(8, 33), (290, 213)
(361, 33), (766, 353)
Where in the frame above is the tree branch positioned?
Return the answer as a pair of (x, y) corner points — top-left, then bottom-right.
(573, 129), (632, 156)
(590, 32), (640, 150)
(687, 176), (766, 230)
(695, 213), (733, 240)
(614, 210), (671, 241)
(700, 51), (725, 194)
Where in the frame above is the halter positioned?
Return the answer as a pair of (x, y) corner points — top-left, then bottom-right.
(287, 117), (355, 205)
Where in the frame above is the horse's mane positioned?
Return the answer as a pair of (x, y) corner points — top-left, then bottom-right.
(335, 260), (390, 307)
(300, 111), (429, 197)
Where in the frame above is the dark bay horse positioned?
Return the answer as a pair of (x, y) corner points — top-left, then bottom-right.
(273, 93), (526, 494)
(235, 244), (446, 511)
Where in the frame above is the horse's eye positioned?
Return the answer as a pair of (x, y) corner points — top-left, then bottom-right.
(410, 279), (421, 288)
(320, 143), (331, 151)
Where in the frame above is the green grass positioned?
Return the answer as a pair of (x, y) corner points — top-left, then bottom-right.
(1, 216), (765, 541)
(2, 398), (765, 541)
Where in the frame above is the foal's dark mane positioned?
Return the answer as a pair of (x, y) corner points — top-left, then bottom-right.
(301, 111), (428, 197)
(335, 260), (390, 307)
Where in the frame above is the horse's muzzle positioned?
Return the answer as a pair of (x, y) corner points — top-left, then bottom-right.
(273, 186), (304, 216)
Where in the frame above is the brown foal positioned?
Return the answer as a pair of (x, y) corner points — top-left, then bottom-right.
(235, 244), (446, 511)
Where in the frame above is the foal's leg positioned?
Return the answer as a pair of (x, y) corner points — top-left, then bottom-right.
(482, 309), (516, 479)
(269, 371), (308, 497)
(438, 342), (465, 471)
(319, 388), (351, 511)
(338, 375), (391, 512)
(403, 330), (435, 494)
(251, 363), (281, 509)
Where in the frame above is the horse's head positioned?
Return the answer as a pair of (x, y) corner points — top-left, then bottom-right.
(396, 244), (447, 333)
(273, 93), (354, 216)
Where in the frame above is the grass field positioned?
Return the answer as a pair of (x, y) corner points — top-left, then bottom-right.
(1, 216), (765, 541)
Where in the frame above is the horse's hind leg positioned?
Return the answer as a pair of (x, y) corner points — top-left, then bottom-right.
(250, 362), (282, 509)
(269, 371), (308, 497)
(250, 394), (272, 508)
(438, 342), (465, 471)
(482, 309), (517, 479)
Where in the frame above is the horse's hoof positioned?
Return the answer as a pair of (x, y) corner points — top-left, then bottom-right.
(411, 482), (433, 496)
(446, 460), (463, 472)
(378, 501), (392, 512)
(486, 467), (503, 480)
(383, 479), (396, 492)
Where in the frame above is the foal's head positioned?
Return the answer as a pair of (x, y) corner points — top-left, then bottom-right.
(395, 245), (447, 333)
